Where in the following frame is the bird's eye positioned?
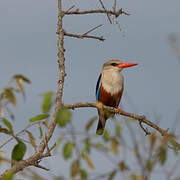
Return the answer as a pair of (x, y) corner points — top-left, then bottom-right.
(111, 63), (118, 66)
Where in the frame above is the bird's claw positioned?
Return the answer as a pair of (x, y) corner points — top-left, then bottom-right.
(115, 106), (122, 114)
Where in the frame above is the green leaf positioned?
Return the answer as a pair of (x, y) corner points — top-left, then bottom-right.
(82, 138), (91, 154)
(146, 160), (153, 172)
(13, 74), (31, 84)
(29, 114), (49, 122)
(63, 142), (74, 160)
(158, 146), (167, 165)
(0, 92), (4, 101)
(2, 118), (13, 132)
(80, 169), (87, 180)
(39, 124), (43, 138)
(71, 160), (80, 178)
(5, 88), (16, 106)
(170, 139), (179, 156)
(56, 108), (72, 127)
(103, 129), (110, 142)
(116, 123), (122, 137)
(95, 142), (109, 152)
(11, 140), (26, 163)
(4, 170), (14, 180)
(0, 125), (12, 135)
(42, 91), (53, 113)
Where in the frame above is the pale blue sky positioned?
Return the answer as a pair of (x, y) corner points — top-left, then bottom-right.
(0, 0), (180, 179)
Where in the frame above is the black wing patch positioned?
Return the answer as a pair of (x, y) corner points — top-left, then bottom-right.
(96, 73), (102, 101)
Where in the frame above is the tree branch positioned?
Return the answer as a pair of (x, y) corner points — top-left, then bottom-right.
(63, 8), (130, 17)
(63, 102), (180, 149)
(0, 0), (66, 178)
(60, 24), (105, 41)
(63, 31), (105, 41)
(37, 0), (65, 154)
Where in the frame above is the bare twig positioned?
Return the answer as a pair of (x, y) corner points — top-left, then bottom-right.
(34, 163), (50, 171)
(113, 0), (117, 12)
(62, 23), (104, 41)
(63, 31), (105, 41)
(99, 0), (112, 24)
(66, 5), (75, 12)
(139, 120), (151, 136)
(64, 9), (130, 17)
(82, 24), (103, 35)
(0, 120), (46, 149)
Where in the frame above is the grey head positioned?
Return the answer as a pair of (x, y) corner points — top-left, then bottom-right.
(103, 59), (123, 72)
(102, 59), (138, 72)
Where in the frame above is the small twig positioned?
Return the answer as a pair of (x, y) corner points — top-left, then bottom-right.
(45, 135), (50, 152)
(139, 120), (151, 136)
(42, 143), (56, 158)
(66, 5), (75, 12)
(113, 0), (117, 12)
(82, 24), (103, 36)
(99, 0), (112, 24)
(63, 31), (105, 41)
(34, 163), (49, 171)
(0, 120), (46, 149)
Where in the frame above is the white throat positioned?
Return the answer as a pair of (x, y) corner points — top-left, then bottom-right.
(102, 69), (124, 95)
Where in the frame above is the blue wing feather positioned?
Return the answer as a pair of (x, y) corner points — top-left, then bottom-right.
(96, 74), (102, 101)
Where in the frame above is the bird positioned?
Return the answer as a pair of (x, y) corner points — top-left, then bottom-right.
(96, 59), (137, 135)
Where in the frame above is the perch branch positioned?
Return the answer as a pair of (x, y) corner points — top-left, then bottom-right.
(63, 102), (180, 149)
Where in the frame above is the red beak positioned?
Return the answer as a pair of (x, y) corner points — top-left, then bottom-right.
(117, 62), (138, 69)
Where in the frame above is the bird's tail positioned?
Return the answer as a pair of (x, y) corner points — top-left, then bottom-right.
(96, 109), (106, 135)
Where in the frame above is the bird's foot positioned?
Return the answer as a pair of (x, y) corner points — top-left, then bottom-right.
(96, 102), (103, 109)
(115, 106), (122, 114)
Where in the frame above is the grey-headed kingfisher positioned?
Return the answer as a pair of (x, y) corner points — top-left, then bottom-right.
(96, 60), (137, 135)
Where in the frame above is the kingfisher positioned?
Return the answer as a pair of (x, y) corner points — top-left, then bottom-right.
(96, 59), (137, 135)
